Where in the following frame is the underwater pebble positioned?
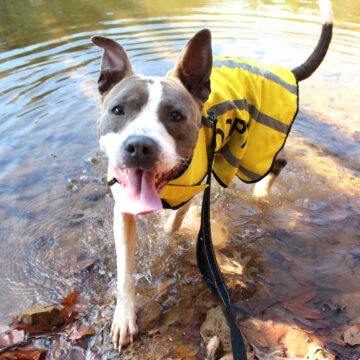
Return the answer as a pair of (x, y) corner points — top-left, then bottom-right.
(200, 306), (231, 352)
(89, 157), (101, 165)
(137, 298), (163, 333)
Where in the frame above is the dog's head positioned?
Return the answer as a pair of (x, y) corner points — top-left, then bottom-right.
(92, 30), (212, 214)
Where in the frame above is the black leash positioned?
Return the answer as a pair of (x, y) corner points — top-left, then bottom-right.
(196, 112), (247, 360)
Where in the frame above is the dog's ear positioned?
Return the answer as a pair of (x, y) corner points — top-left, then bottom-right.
(172, 29), (212, 103)
(91, 36), (134, 95)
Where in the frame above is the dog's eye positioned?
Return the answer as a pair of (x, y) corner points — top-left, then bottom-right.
(112, 105), (125, 116)
(169, 111), (184, 122)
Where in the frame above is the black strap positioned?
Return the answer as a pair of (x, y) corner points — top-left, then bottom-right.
(107, 177), (118, 186)
(196, 113), (247, 360)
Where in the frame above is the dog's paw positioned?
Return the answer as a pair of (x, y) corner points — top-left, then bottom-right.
(110, 301), (138, 352)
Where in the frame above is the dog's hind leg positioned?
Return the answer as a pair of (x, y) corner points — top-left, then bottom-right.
(253, 158), (287, 199)
(164, 200), (192, 234)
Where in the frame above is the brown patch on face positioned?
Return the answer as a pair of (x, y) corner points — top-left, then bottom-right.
(98, 76), (150, 137)
(158, 78), (202, 159)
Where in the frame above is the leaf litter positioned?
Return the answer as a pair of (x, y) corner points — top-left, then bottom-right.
(0, 291), (94, 360)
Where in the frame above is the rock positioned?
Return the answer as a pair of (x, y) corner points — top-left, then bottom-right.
(137, 298), (163, 333)
(206, 336), (223, 360)
(200, 306), (231, 352)
(160, 306), (183, 327)
(195, 288), (221, 315)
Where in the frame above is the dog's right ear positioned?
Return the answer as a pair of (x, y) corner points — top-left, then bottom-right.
(91, 36), (134, 95)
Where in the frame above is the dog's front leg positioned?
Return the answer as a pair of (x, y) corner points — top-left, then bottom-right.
(164, 200), (192, 234)
(111, 209), (138, 351)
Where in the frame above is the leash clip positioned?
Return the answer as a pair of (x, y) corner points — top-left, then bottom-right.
(207, 111), (217, 127)
(107, 177), (118, 186)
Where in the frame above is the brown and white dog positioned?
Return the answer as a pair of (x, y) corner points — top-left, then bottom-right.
(91, 0), (333, 351)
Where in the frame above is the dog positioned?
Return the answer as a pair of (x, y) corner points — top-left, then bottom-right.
(91, 0), (333, 351)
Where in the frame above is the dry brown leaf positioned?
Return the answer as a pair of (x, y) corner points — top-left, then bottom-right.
(0, 349), (46, 360)
(283, 328), (309, 357)
(283, 302), (324, 320)
(241, 326), (270, 348)
(343, 324), (360, 346)
(283, 287), (316, 304)
(171, 343), (199, 358)
(350, 198), (360, 215)
(11, 291), (86, 337)
(62, 291), (78, 305)
(14, 308), (67, 335)
(241, 318), (287, 349)
(68, 325), (96, 343)
(206, 336), (223, 360)
(332, 293), (360, 320)
(77, 327), (95, 338)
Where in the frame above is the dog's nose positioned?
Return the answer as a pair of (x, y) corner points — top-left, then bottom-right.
(124, 135), (157, 157)
(123, 135), (159, 170)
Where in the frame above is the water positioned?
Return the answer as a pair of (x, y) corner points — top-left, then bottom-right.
(0, 0), (359, 358)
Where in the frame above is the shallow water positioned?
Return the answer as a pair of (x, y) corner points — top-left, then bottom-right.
(0, 0), (359, 358)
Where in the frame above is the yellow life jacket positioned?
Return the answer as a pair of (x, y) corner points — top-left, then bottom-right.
(160, 56), (299, 209)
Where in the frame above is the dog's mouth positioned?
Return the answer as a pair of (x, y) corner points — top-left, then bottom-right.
(109, 164), (183, 215)
(112, 166), (180, 192)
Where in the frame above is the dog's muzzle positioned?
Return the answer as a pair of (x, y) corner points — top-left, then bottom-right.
(123, 135), (159, 170)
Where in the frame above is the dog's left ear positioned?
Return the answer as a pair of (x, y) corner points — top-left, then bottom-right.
(172, 29), (212, 103)
(91, 36), (134, 96)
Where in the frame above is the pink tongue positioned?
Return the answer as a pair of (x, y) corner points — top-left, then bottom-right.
(115, 169), (163, 215)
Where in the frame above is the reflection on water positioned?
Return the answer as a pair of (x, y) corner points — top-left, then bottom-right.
(0, 0), (359, 358)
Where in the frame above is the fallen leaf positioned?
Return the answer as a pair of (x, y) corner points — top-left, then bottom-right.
(0, 349), (46, 360)
(68, 326), (96, 343)
(206, 336), (223, 360)
(350, 198), (360, 215)
(343, 324), (360, 346)
(241, 326), (270, 348)
(283, 328), (309, 357)
(283, 287), (316, 304)
(13, 306), (77, 336)
(22, 304), (58, 318)
(241, 317), (287, 349)
(62, 291), (78, 305)
(332, 293), (360, 320)
(171, 343), (199, 358)
(220, 256), (251, 276)
(283, 302), (324, 320)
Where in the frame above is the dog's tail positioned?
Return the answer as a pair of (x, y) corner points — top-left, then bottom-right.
(292, 0), (333, 81)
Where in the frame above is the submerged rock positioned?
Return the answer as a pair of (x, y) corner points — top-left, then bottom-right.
(137, 298), (163, 333)
(200, 306), (231, 353)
